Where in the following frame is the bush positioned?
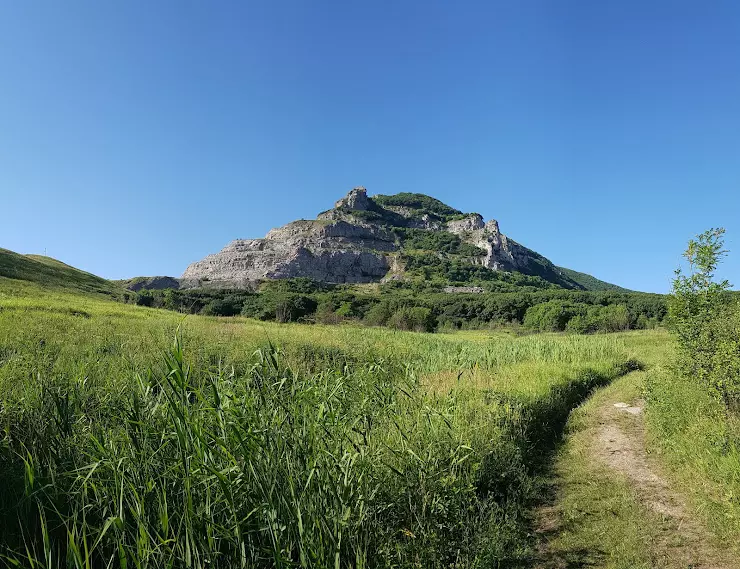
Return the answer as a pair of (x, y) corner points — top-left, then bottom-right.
(565, 313), (589, 334)
(135, 291), (154, 307)
(593, 304), (630, 332)
(387, 307), (436, 332)
(668, 228), (740, 405)
(201, 297), (243, 317)
(314, 300), (342, 324)
(364, 301), (396, 327)
(373, 192), (463, 220)
(523, 301), (588, 332)
(274, 294), (318, 323)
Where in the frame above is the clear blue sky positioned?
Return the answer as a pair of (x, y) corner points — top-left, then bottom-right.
(2, 1), (739, 292)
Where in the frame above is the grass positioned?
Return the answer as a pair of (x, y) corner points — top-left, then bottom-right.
(536, 331), (740, 567)
(537, 367), (661, 568)
(645, 362), (740, 553)
(0, 248), (124, 299)
(0, 276), (655, 567)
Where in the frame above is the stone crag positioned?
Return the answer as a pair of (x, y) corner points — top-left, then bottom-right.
(181, 187), (581, 289)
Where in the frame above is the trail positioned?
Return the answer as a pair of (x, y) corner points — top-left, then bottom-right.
(535, 372), (737, 569)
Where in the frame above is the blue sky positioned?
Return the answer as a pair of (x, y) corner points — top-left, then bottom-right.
(2, 1), (739, 292)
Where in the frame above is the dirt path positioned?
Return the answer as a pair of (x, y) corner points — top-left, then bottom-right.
(535, 375), (737, 569)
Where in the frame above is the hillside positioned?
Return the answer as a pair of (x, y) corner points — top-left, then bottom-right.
(556, 266), (631, 292)
(182, 187), (622, 291)
(0, 248), (123, 298)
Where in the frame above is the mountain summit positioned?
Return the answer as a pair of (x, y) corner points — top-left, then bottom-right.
(181, 188), (602, 290)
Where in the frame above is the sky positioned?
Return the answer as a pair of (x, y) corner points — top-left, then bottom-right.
(1, 1), (739, 293)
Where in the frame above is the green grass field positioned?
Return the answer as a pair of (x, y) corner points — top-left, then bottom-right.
(4, 272), (737, 568)
(0, 276), (645, 568)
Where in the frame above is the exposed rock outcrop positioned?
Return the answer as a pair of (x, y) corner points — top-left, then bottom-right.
(446, 214), (484, 234)
(182, 216), (394, 285)
(334, 186), (371, 211)
(443, 286), (484, 294)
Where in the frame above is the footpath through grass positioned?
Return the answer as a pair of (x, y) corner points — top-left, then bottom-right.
(0, 278), (641, 568)
(536, 332), (740, 568)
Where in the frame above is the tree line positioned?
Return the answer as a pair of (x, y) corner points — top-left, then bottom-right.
(126, 279), (667, 334)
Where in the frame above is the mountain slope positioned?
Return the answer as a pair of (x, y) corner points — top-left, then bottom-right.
(556, 267), (630, 292)
(183, 187), (619, 291)
(0, 248), (123, 297)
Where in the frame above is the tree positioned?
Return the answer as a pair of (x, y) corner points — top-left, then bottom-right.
(523, 301), (587, 332)
(668, 228), (737, 404)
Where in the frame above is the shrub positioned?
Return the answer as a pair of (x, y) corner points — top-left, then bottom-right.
(135, 291), (154, 307)
(523, 301), (588, 332)
(668, 228), (740, 405)
(274, 294), (318, 323)
(314, 300), (341, 324)
(201, 297), (243, 317)
(364, 301), (396, 326)
(565, 314), (589, 334)
(593, 304), (630, 332)
(387, 307), (436, 332)
(373, 192), (463, 220)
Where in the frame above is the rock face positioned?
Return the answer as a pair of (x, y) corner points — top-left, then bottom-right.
(445, 214), (484, 234)
(123, 276), (181, 291)
(182, 215), (395, 285)
(334, 186), (371, 211)
(182, 187), (580, 289)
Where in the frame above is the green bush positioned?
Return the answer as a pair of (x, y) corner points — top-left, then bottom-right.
(314, 300), (341, 324)
(593, 304), (630, 332)
(523, 301), (588, 332)
(373, 192), (463, 220)
(275, 294), (318, 323)
(395, 228), (485, 256)
(364, 301), (396, 326)
(388, 307), (436, 332)
(201, 296), (243, 317)
(668, 228), (740, 405)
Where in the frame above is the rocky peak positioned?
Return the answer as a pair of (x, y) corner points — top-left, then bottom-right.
(485, 219), (500, 234)
(446, 214), (485, 234)
(334, 187), (370, 211)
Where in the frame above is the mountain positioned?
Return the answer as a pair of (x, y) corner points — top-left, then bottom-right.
(182, 187), (620, 291)
(0, 248), (124, 297)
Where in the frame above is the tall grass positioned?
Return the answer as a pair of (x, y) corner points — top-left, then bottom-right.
(0, 280), (638, 567)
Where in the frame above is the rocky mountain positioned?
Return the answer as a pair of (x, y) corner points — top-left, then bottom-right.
(116, 276), (182, 292)
(181, 187), (597, 290)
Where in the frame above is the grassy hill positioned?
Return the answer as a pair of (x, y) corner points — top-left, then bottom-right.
(556, 266), (629, 292)
(0, 248), (124, 298)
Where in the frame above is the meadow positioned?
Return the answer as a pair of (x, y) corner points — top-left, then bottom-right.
(0, 277), (646, 568)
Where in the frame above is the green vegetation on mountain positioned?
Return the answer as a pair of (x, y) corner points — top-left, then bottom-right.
(556, 266), (630, 291)
(393, 227), (485, 256)
(373, 192), (467, 221)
